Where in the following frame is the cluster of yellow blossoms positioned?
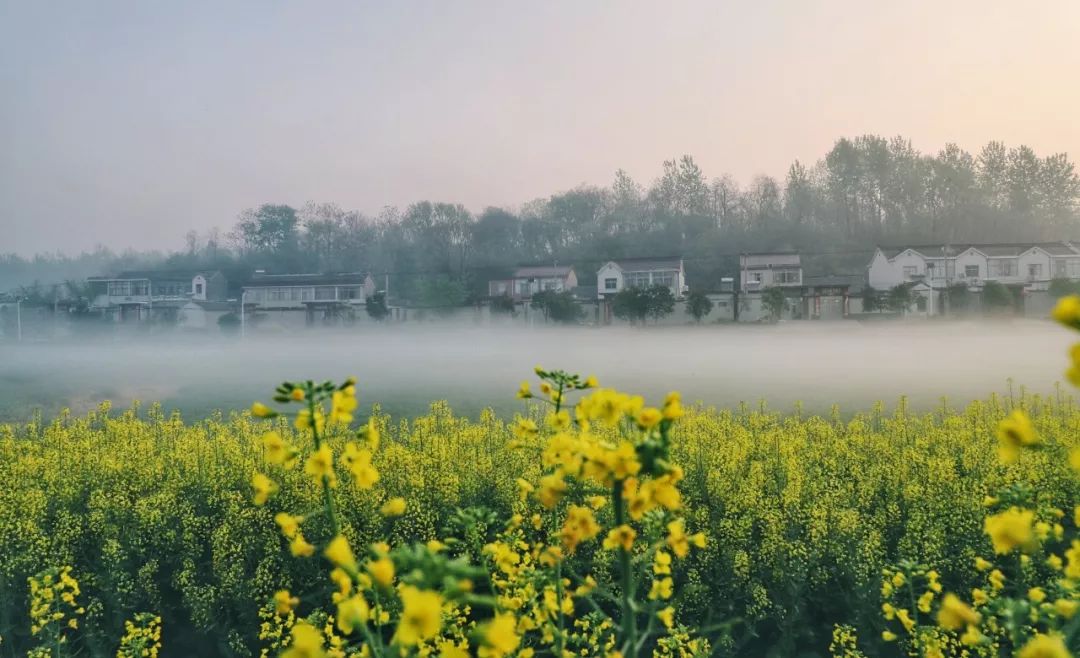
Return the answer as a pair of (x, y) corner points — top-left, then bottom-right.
(867, 297), (1080, 658)
(247, 366), (708, 658)
(116, 613), (163, 658)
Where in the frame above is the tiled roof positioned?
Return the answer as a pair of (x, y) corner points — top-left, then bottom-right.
(879, 241), (1080, 260)
(607, 257), (683, 272)
(512, 266), (574, 278)
(246, 273), (369, 287)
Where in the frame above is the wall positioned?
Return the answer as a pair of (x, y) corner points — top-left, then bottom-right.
(596, 263), (623, 297)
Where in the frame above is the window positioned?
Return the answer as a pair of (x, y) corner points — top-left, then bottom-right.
(776, 271), (800, 284)
(964, 265), (979, 278)
(749, 272), (763, 283)
(652, 272), (675, 288)
(626, 272), (651, 288)
(1056, 260), (1068, 277)
(1028, 263), (1043, 278)
(543, 280), (557, 291)
(991, 260), (1017, 277)
(195, 283), (204, 295)
(604, 277), (617, 290)
(903, 266), (918, 279)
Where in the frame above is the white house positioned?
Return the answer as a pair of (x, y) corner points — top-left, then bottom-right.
(738, 252), (802, 293)
(243, 272), (377, 328)
(868, 242), (1080, 291)
(87, 269), (227, 322)
(596, 257), (686, 299)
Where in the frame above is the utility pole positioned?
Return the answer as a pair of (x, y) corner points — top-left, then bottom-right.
(15, 297), (22, 342)
(240, 290), (248, 339)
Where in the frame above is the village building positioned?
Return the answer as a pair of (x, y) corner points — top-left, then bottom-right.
(487, 266), (577, 301)
(242, 272), (377, 328)
(595, 257), (686, 299)
(87, 270), (228, 322)
(738, 252), (803, 293)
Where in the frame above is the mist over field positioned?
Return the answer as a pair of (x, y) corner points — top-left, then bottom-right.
(2, 321), (1072, 423)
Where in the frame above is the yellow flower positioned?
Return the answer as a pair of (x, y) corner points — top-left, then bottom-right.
(1066, 540), (1080, 579)
(583, 375), (599, 388)
(603, 525), (636, 552)
(546, 410), (572, 431)
(882, 630), (897, 642)
(1018, 633), (1070, 658)
(342, 443), (379, 489)
(989, 569), (1005, 591)
(917, 590), (933, 613)
(290, 387), (306, 401)
(1052, 295), (1080, 326)
(974, 556), (992, 571)
(891, 571), (906, 588)
(380, 497), (406, 517)
(252, 472), (276, 506)
(295, 408), (326, 433)
(972, 588), (989, 606)
(996, 410), (1038, 463)
(1054, 599), (1078, 619)
(394, 586), (443, 646)
(984, 507), (1036, 554)
(324, 535), (357, 572)
(937, 593), (980, 630)
(559, 505), (601, 553)
(336, 594), (370, 635)
(654, 550), (672, 575)
(367, 556), (394, 588)
(960, 625), (982, 647)
(665, 519), (703, 558)
(895, 608), (914, 633)
(479, 612), (520, 657)
(304, 444), (338, 488)
(360, 417), (380, 451)
(281, 622), (325, 658)
(635, 407), (662, 429)
(262, 431), (297, 467)
(251, 402), (275, 418)
(657, 606), (675, 629)
(538, 471), (568, 509)
(330, 388), (358, 425)
(648, 577), (673, 600)
(516, 381), (532, 399)
(290, 534), (315, 558)
(512, 418), (539, 440)
(274, 512), (304, 539)
(274, 590), (300, 615)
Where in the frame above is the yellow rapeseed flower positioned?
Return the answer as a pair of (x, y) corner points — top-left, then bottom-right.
(367, 556), (394, 588)
(1051, 295), (1080, 326)
(479, 612), (520, 657)
(603, 525), (636, 552)
(657, 607), (675, 629)
(274, 512), (304, 539)
(380, 497), (406, 517)
(394, 586), (443, 646)
(274, 590), (299, 615)
(304, 444), (338, 488)
(281, 622), (325, 658)
(937, 593), (980, 630)
(251, 402), (275, 418)
(1018, 633), (1070, 658)
(635, 407), (662, 430)
(1054, 599), (1078, 619)
(324, 535), (357, 572)
(984, 507), (1036, 554)
(336, 594), (370, 635)
(251, 472), (276, 506)
(290, 388), (305, 402)
(996, 409), (1038, 463)
(290, 534), (315, 558)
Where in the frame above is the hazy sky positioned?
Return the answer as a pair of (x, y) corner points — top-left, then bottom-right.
(3, 1), (1079, 255)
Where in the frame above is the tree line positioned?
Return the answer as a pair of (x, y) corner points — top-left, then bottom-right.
(4, 135), (1079, 303)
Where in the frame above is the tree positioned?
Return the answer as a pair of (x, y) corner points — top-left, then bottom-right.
(490, 295), (516, 315)
(365, 292), (389, 321)
(644, 285), (676, 322)
(686, 290), (713, 323)
(886, 284), (913, 314)
(530, 290), (582, 324)
(861, 286), (881, 313)
(612, 288), (649, 325)
(981, 281), (1015, 313)
(1049, 278), (1080, 299)
(945, 283), (971, 313)
(761, 287), (786, 322)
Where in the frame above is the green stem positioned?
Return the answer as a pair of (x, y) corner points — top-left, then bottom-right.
(555, 560), (566, 657)
(612, 479), (637, 657)
(309, 390), (342, 536)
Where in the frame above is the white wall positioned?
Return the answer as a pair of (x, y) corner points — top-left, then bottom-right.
(954, 250), (987, 282)
(868, 251), (903, 289)
(1017, 249), (1052, 282)
(596, 263), (623, 297)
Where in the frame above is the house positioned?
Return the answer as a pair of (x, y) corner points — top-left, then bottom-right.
(596, 257), (686, 299)
(242, 272), (377, 328)
(88, 270), (227, 322)
(739, 252), (802, 293)
(800, 275), (860, 320)
(867, 242), (1080, 315)
(488, 266), (577, 301)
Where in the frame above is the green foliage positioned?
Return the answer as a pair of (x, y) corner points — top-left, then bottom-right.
(946, 283), (971, 312)
(860, 286), (881, 312)
(1049, 278), (1080, 299)
(413, 276), (467, 313)
(685, 290), (713, 323)
(365, 291), (389, 321)
(613, 285), (676, 324)
(489, 295), (516, 315)
(886, 284), (914, 314)
(761, 287), (787, 321)
(529, 290), (581, 324)
(217, 312), (241, 334)
(981, 280), (1015, 311)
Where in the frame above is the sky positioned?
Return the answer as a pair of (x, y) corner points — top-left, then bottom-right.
(2, 1), (1079, 255)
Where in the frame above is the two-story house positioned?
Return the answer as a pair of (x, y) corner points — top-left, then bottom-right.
(738, 252), (802, 293)
(596, 258), (686, 299)
(488, 266), (577, 301)
(868, 242), (1080, 292)
(88, 270), (227, 322)
(242, 272), (377, 328)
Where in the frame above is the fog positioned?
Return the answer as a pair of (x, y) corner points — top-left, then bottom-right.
(1, 321), (1072, 423)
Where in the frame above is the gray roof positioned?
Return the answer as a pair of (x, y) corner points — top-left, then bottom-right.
(90, 269), (220, 282)
(741, 252), (801, 269)
(607, 257), (683, 272)
(512, 265), (574, 279)
(879, 241), (1080, 260)
(246, 272), (369, 287)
